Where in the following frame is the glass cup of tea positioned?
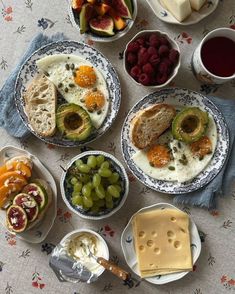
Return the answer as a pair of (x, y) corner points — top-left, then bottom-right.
(191, 27), (235, 84)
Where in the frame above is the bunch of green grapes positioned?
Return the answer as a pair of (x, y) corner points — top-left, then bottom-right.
(69, 155), (123, 213)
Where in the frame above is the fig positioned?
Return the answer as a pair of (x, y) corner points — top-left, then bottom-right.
(13, 193), (39, 223)
(89, 15), (114, 36)
(79, 3), (95, 34)
(111, 0), (132, 19)
(22, 183), (48, 211)
(6, 205), (28, 233)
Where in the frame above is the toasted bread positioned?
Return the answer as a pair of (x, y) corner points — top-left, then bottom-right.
(24, 74), (57, 137)
(131, 104), (176, 149)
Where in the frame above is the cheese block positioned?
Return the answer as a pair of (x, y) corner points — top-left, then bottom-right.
(161, 0), (192, 22)
(132, 208), (193, 278)
(189, 0), (206, 11)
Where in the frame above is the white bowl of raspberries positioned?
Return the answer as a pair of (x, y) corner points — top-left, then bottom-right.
(124, 30), (181, 87)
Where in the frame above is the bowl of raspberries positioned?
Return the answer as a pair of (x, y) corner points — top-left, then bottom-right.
(124, 30), (180, 87)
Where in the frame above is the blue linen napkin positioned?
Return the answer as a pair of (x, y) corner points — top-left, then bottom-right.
(0, 33), (66, 138)
(173, 96), (235, 210)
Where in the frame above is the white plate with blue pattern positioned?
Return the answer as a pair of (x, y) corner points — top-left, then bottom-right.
(14, 40), (121, 147)
(121, 203), (201, 285)
(121, 88), (229, 194)
(146, 0), (219, 25)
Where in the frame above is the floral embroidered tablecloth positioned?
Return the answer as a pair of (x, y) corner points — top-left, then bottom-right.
(0, 0), (235, 293)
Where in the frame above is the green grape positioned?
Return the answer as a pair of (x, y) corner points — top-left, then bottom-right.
(87, 155), (97, 168)
(86, 181), (93, 189)
(90, 205), (99, 213)
(107, 185), (120, 198)
(82, 184), (91, 198)
(72, 195), (83, 206)
(71, 177), (78, 185)
(108, 172), (120, 184)
(72, 190), (81, 197)
(95, 185), (106, 199)
(78, 164), (91, 173)
(83, 196), (93, 208)
(75, 159), (83, 167)
(96, 199), (105, 207)
(105, 191), (113, 202)
(101, 161), (110, 169)
(79, 174), (90, 183)
(96, 155), (105, 166)
(93, 174), (101, 187)
(98, 168), (112, 178)
(114, 184), (122, 193)
(91, 190), (99, 201)
(106, 199), (114, 209)
(73, 182), (83, 192)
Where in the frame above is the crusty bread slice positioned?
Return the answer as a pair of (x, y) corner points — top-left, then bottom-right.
(131, 104), (176, 149)
(24, 74), (57, 137)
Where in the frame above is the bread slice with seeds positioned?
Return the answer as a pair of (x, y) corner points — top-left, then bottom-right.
(24, 74), (57, 137)
(131, 104), (176, 149)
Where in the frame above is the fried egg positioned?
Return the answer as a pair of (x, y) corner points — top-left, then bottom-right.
(132, 113), (217, 183)
(36, 54), (109, 129)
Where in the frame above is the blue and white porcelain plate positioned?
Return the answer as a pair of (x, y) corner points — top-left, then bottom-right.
(146, 0), (219, 25)
(121, 88), (229, 194)
(14, 40), (121, 147)
(121, 203), (201, 285)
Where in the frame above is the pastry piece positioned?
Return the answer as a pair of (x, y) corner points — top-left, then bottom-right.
(161, 0), (192, 22)
(132, 208), (193, 278)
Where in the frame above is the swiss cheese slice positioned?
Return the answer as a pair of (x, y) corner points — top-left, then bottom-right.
(132, 208), (193, 278)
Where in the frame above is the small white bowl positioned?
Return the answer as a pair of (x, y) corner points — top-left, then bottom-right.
(60, 229), (109, 282)
(123, 30), (181, 88)
(60, 150), (129, 220)
(68, 0), (137, 43)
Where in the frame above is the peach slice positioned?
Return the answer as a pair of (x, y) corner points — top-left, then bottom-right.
(0, 171), (28, 187)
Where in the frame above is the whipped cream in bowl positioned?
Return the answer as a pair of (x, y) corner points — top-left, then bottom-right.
(60, 229), (109, 280)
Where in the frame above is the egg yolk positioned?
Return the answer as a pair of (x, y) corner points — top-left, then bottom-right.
(190, 136), (212, 158)
(74, 65), (97, 88)
(84, 90), (105, 111)
(147, 145), (171, 168)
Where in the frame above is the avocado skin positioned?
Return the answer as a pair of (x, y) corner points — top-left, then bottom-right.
(172, 107), (209, 143)
(56, 103), (92, 141)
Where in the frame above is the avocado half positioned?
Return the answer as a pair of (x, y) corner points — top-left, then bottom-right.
(56, 103), (92, 141)
(172, 107), (209, 143)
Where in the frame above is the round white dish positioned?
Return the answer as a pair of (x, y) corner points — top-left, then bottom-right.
(14, 40), (121, 147)
(60, 228), (109, 281)
(60, 150), (129, 220)
(145, 0), (219, 25)
(121, 202), (201, 285)
(68, 0), (137, 43)
(121, 87), (229, 194)
(123, 30), (181, 89)
(0, 145), (57, 243)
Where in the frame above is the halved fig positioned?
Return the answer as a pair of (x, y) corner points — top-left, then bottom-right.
(22, 183), (47, 211)
(13, 193), (39, 223)
(6, 205), (28, 233)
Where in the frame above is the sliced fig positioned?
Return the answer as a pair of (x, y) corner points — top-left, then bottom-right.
(79, 3), (96, 34)
(90, 15), (114, 36)
(112, 0), (132, 19)
(6, 205), (28, 233)
(22, 183), (47, 211)
(13, 193), (39, 223)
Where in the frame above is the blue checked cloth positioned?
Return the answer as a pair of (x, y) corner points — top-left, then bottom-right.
(0, 33), (66, 138)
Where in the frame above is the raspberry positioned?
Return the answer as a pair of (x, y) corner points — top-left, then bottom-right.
(142, 63), (154, 75)
(159, 36), (169, 46)
(149, 34), (161, 48)
(127, 41), (140, 53)
(127, 52), (137, 65)
(130, 65), (142, 79)
(158, 62), (169, 74)
(156, 73), (168, 85)
(147, 46), (158, 56)
(136, 37), (146, 46)
(149, 54), (160, 67)
(158, 45), (169, 57)
(162, 57), (173, 67)
(138, 52), (150, 66)
(169, 49), (179, 64)
(138, 73), (151, 86)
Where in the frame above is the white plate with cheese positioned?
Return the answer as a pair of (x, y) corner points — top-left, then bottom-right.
(121, 203), (201, 284)
(146, 0), (219, 25)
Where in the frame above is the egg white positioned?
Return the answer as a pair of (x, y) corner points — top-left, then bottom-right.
(36, 54), (109, 129)
(131, 113), (217, 183)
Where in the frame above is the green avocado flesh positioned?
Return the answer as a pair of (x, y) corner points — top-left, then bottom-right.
(172, 107), (209, 143)
(56, 103), (92, 141)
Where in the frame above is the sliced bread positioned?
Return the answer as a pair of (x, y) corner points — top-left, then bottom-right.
(131, 104), (176, 149)
(24, 74), (57, 137)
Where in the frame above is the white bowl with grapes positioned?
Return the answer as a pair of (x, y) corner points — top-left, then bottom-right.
(61, 151), (129, 220)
